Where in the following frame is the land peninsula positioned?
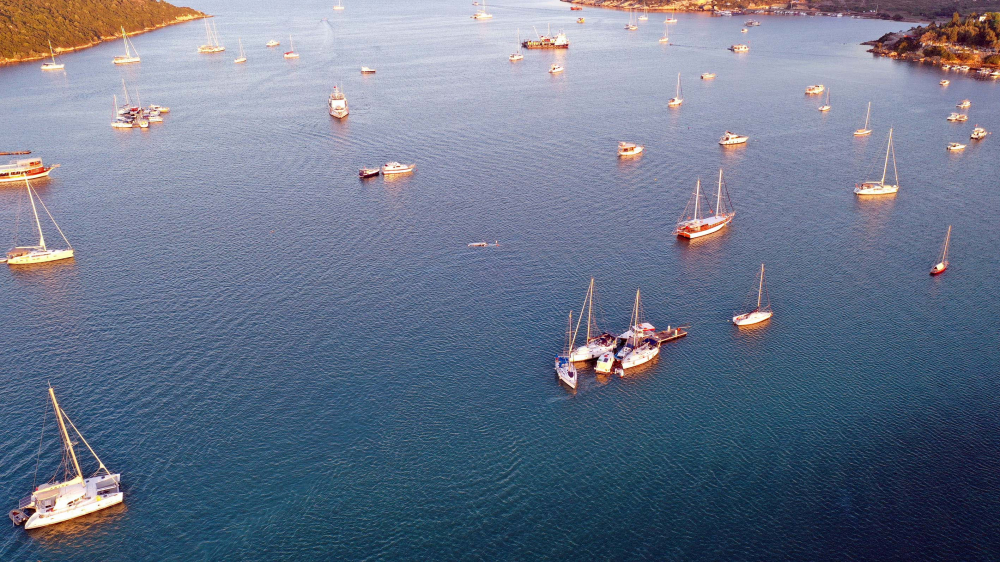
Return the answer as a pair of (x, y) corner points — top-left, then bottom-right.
(1, 0), (206, 65)
(867, 12), (1000, 68)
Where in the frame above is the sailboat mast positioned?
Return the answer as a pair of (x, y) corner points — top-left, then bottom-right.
(716, 169), (723, 214)
(49, 40), (56, 63)
(942, 225), (951, 261)
(49, 387), (83, 480)
(881, 128), (892, 186)
(694, 179), (700, 219)
(586, 278), (594, 342)
(863, 102), (870, 129)
(757, 264), (764, 309)
(27, 180), (46, 250)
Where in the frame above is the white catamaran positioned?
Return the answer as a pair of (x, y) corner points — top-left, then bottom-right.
(854, 128), (899, 196)
(5, 179), (74, 265)
(733, 263), (772, 326)
(569, 278), (616, 362)
(9, 387), (122, 529)
(555, 311), (579, 388)
(675, 169), (735, 239)
(112, 27), (141, 65)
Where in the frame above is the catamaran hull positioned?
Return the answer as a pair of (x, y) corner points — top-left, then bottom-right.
(24, 493), (123, 529)
(7, 249), (74, 265)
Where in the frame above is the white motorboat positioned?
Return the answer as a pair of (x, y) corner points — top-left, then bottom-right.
(971, 126), (988, 140)
(946, 113), (968, 122)
(329, 86), (349, 118)
(729, 44), (749, 52)
(197, 19), (225, 53)
(382, 162), (415, 175)
(266, 39), (280, 47)
(675, 169), (735, 239)
(805, 84), (825, 95)
(595, 351), (615, 374)
(8, 387), (122, 529)
(617, 142), (643, 156)
(5, 178), (74, 266)
(548, 64), (564, 74)
(472, 0), (493, 19)
(701, 72), (716, 79)
(957, 99), (971, 108)
(667, 72), (683, 106)
(733, 264), (773, 326)
(719, 131), (748, 145)
(555, 311), (578, 389)
(940, 79), (949, 85)
(112, 26), (140, 65)
(854, 128), (899, 196)
(361, 66), (377, 74)
(40, 40), (64, 70)
(568, 278), (616, 362)
(947, 142), (966, 151)
(741, 28), (748, 33)
(854, 101), (872, 136)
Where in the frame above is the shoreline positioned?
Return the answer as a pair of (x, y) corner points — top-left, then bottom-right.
(560, 0), (925, 22)
(0, 13), (209, 66)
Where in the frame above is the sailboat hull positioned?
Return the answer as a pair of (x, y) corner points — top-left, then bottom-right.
(555, 356), (577, 388)
(570, 340), (614, 362)
(853, 184), (898, 195)
(733, 309), (772, 326)
(6, 249), (74, 265)
(676, 214), (733, 239)
(620, 344), (659, 371)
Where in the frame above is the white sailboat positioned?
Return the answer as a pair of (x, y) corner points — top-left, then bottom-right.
(555, 311), (579, 388)
(625, 9), (638, 30)
(675, 169), (735, 239)
(667, 73), (683, 106)
(818, 87), (831, 112)
(197, 19), (225, 53)
(4, 179), (74, 265)
(659, 18), (669, 43)
(638, 4), (649, 20)
(619, 288), (659, 374)
(853, 102), (872, 136)
(472, 0), (493, 19)
(930, 225), (951, 275)
(854, 128), (899, 196)
(733, 264), (772, 326)
(112, 27), (140, 65)
(234, 38), (247, 63)
(8, 387), (122, 529)
(40, 40), (64, 71)
(569, 278), (616, 362)
(333, 0), (345, 10)
(111, 95), (132, 128)
(509, 29), (524, 61)
(284, 36), (300, 58)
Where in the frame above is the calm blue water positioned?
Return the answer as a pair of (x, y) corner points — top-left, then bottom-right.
(2, 0), (999, 559)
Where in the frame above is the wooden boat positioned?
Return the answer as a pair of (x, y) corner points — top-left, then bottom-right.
(0, 157), (57, 183)
(359, 167), (380, 178)
(733, 264), (772, 326)
(382, 162), (415, 175)
(675, 169), (735, 239)
(930, 225), (951, 275)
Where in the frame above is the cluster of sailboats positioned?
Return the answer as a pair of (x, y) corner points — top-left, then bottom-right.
(111, 80), (169, 130)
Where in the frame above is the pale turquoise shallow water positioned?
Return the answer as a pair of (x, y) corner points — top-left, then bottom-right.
(1, 0), (999, 559)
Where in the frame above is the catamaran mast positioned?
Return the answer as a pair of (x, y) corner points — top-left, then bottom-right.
(757, 264), (764, 309)
(27, 181), (46, 250)
(49, 387), (83, 480)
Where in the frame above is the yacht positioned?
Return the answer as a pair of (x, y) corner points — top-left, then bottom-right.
(946, 113), (968, 122)
(197, 19), (225, 53)
(930, 226), (951, 276)
(266, 39), (280, 47)
(510, 29), (524, 61)
(8, 387), (122, 529)
(805, 84), (825, 95)
(701, 72), (716, 79)
(625, 9), (638, 30)
(361, 66), (377, 74)
(733, 264), (773, 326)
(548, 64), (564, 74)
(667, 73), (683, 106)
(471, 0), (493, 19)
(947, 142), (966, 151)
(957, 99), (971, 108)
(971, 126), (988, 140)
(112, 27), (141, 65)
(729, 44), (749, 52)
(940, 79), (950, 86)
(854, 128), (899, 196)
(0, 156), (57, 183)
(568, 278), (616, 362)
(40, 40), (64, 70)
(555, 311), (578, 389)
(618, 290), (659, 374)
(674, 169), (735, 239)
(5, 179), (73, 265)
(617, 142), (644, 157)
(854, 102), (872, 136)
(745, 19), (761, 26)
(382, 162), (415, 175)
(328, 86), (348, 118)
(719, 131), (749, 145)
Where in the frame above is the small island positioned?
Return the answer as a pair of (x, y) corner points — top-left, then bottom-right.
(867, 12), (1000, 69)
(0, 0), (206, 65)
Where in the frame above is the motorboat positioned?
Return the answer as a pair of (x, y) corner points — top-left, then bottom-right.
(971, 126), (988, 140)
(947, 142), (966, 151)
(854, 128), (899, 196)
(729, 44), (749, 52)
(719, 131), (748, 145)
(733, 264), (773, 326)
(328, 86), (349, 118)
(266, 39), (280, 47)
(382, 162), (415, 175)
(548, 64), (564, 74)
(940, 79), (950, 85)
(8, 387), (122, 529)
(745, 19), (761, 26)
(957, 99), (971, 108)
(946, 113), (968, 122)
(805, 84), (825, 95)
(701, 72), (716, 79)
(5, 179), (73, 266)
(361, 66), (377, 74)
(359, 167), (380, 179)
(595, 351), (615, 374)
(675, 169), (735, 239)
(930, 226), (951, 275)
(617, 142), (644, 156)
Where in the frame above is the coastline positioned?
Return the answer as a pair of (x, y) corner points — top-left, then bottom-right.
(560, 0), (924, 21)
(0, 13), (208, 66)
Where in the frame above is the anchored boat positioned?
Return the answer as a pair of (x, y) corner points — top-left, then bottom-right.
(617, 142), (643, 156)
(667, 73), (683, 107)
(0, 156), (58, 183)
(675, 169), (735, 239)
(930, 225), (951, 275)
(112, 26), (141, 65)
(5, 179), (74, 266)
(569, 278), (616, 362)
(197, 19), (226, 53)
(733, 264), (772, 326)
(719, 131), (748, 145)
(329, 86), (349, 118)
(523, 29), (569, 49)
(9, 386), (122, 529)
(854, 102), (872, 136)
(555, 311), (579, 388)
(854, 128), (899, 196)
(40, 40), (64, 71)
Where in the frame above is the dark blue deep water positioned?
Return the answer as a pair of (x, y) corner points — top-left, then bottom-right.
(2, 0), (999, 559)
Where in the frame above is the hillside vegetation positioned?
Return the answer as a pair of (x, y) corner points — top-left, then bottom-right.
(1, 0), (204, 63)
(872, 12), (1000, 65)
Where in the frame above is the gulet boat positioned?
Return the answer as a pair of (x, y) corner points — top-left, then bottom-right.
(8, 387), (122, 529)
(947, 142), (966, 151)
(0, 156), (58, 183)
(675, 169), (735, 239)
(5, 179), (74, 266)
(930, 225), (951, 275)
(266, 39), (280, 47)
(733, 264), (772, 326)
(359, 167), (380, 179)
(548, 64), (564, 74)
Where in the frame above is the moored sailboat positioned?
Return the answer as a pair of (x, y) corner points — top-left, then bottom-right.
(284, 36), (300, 58)
(667, 73), (683, 106)
(234, 38), (247, 63)
(733, 264), (772, 326)
(112, 27), (140, 65)
(569, 278), (616, 362)
(675, 169), (735, 239)
(555, 311), (579, 388)
(930, 225), (951, 275)
(5, 179), (74, 265)
(40, 40), (64, 70)
(854, 128), (899, 196)
(618, 289), (659, 374)
(8, 387), (122, 529)
(509, 29), (524, 61)
(197, 19), (225, 53)
(818, 87), (831, 112)
(854, 102), (872, 136)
